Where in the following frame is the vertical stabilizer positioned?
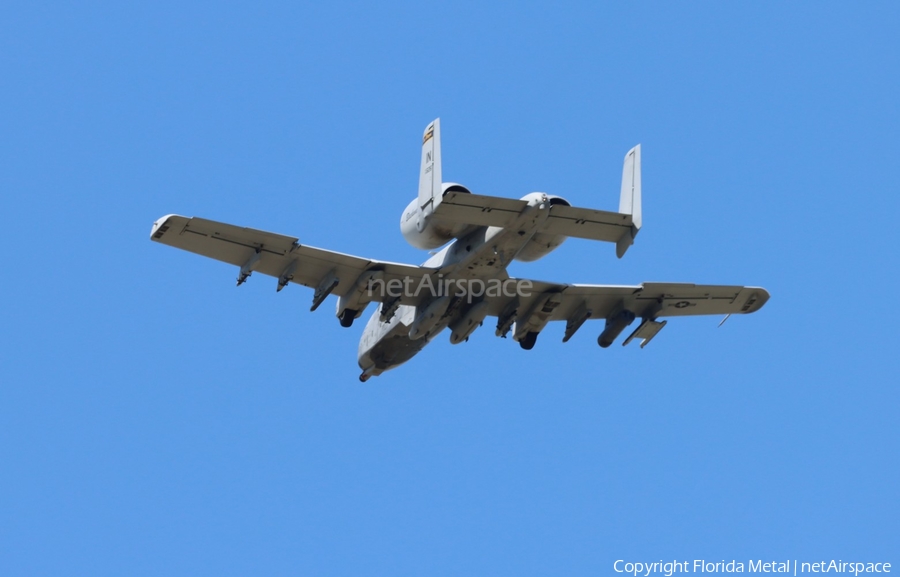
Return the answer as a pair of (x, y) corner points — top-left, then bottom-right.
(619, 144), (641, 228)
(418, 118), (442, 214)
(616, 144), (642, 258)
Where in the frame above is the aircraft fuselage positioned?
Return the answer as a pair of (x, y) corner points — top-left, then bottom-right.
(357, 192), (555, 380)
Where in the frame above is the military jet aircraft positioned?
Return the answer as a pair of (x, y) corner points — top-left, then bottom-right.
(150, 119), (769, 381)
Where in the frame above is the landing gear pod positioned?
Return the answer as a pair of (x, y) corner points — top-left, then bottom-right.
(598, 310), (636, 348)
(408, 295), (452, 340)
(449, 301), (489, 344)
(519, 331), (539, 350)
(336, 269), (381, 328)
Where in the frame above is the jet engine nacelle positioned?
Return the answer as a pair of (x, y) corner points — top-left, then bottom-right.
(400, 183), (472, 249)
(514, 193), (570, 262)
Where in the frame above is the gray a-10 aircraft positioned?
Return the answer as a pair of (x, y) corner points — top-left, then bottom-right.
(151, 119), (769, 381)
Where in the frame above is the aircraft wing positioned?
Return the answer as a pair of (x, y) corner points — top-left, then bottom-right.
(150, 214), (435, 305)
(479, 278), (769, 347)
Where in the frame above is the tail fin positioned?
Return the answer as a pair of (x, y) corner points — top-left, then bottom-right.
(616, 144), (642, 258)
(418, 118), (443, 215)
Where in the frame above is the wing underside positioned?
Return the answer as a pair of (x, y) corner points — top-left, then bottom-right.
(150, 214), (435, 302)
(480, 280), (768, 319)
(151, 214), (769, 346)
(475, 278), (769, 347)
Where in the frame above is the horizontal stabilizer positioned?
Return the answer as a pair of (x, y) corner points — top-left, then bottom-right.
(432, 191), (527, 228)
(539, 204), (634, 243)
(427, 144), (642, 256)
(430, 190), (635, 245)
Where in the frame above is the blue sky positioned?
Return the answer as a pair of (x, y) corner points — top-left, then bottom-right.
(1, 2), (897, 575)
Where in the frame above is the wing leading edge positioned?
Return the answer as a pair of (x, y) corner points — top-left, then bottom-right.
(476, 278), (769, 348)
(150, 214), (436, 308)
(150, 214), (769, 348)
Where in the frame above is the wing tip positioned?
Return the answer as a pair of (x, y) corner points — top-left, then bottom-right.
(741, 287), (770, 314)
(150, 214), (182, 241)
